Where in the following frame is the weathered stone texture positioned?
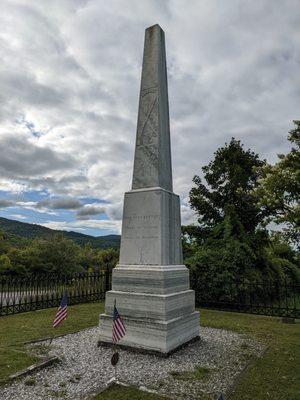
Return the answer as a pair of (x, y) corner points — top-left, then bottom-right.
(99, 24), (199, 355)
(112, 264), (189, 294)
(99, 312), (200, 354)
(132, 25), (172, 192)
(119, 187), (182, 265)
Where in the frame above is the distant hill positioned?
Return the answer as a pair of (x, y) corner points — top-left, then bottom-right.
(0, 217), (120, 249)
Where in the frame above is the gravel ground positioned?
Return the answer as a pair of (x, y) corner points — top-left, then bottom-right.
(0, 326), (265, 400)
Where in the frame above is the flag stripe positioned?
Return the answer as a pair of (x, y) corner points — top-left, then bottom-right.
(53, 313), (67, 326)
(53, 307), (67, 321)
(112, 303), (126, 343)
(114, 326), (121, 337)
(53, 294), (68, 328)
(115, 322), (123, 336)
(116, 319), (126, 334)
(117, 318), (126, 333)
(53, 315), (67, 326)
(114, 319), (125, 336)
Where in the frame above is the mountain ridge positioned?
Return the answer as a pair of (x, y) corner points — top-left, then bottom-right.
(0, 217), (120, 249)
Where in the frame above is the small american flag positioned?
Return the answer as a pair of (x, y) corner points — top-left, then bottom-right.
(53, 292), (68, 328)
(112, 301), (126, 343)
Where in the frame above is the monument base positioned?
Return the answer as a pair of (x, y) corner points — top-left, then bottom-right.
(98, 334), (200, 357)
(98, 311), (200, 355)
(99, 264), (199, 354)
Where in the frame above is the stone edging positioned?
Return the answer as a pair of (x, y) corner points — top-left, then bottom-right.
(24, 326), (94, 345)
(225, 344), (269, 399)
(8, 357), (61, 381)
(94, 378), (172, 399)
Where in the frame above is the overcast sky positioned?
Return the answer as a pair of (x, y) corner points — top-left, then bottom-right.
(0, 0), (299, 236)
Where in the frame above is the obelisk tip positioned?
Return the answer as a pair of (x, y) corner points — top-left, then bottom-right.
(146, 24), (164, 33)
(132, 21), (172, 191)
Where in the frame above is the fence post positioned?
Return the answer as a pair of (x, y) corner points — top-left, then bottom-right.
(105, 264), (110, 293)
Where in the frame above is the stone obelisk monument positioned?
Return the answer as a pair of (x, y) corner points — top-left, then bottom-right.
(99, 24), (199, 355)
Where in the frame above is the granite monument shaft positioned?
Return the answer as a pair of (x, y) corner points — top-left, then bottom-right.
(99, 24), (199, 354)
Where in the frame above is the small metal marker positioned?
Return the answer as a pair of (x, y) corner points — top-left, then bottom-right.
(111, 351), (119, 381)
(111, 352), (119, 366)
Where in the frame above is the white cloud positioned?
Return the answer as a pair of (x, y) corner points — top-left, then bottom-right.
(0, 199), (15, 208)
(0, 0), (299, 234)
(0, 180), (27, 194)
(9, 213), (27, 220)
(77, 204), (106, 219)
(16, 201), (59, 215)
(41, 219), (121, 234)
(181, 201), (197, 226)
(36, 197), (82, 210)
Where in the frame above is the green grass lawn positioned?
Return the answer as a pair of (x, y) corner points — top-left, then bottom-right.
(93, 384), (167, 400)
(0, 302), (104, 382)
(0, 303), (299, 399)
(200, 310), (300, 400)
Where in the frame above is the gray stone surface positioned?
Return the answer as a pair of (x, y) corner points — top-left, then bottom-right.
(119, 188), (182, 265)
(99, 24), (198, 354)
(104, 290), (195, 320)
(112, 264), (189, 294)
(99, 312), (200, 354)
(0, 326), (266, 400)
(9, 357), (60, 381)
(132, 24), (172, 192)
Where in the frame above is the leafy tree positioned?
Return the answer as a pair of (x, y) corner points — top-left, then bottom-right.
(254, 121), (300, 247)
(0, 229), (9, 255)
(186, 138), (298, 286)
(189, 138), (266, 242)
(98, 248), (119, 271)
(77, 243), (99, 271)
(0, 228), (121, 277)
(264, 234), (300, 283)
(187, 206), (266, 283)
(7, 246), (41, 275)
(0, 254), (12, 273)
(28, 234), (83, 275)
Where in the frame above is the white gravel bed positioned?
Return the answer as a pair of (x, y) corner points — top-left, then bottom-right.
(0, 326), (265, 400)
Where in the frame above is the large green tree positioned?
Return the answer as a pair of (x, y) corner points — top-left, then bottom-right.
(186, 138), (298, 284)
(8, 234), (83, 275)
(254, 121), (300, 247)
(189, 138), (266, 239)
(98, 248), (119, 271)
(0, 254), (12, 274)
(0, 230), (9, 255)
(77, 243), (99, 271)
(33, 234), (83, 275)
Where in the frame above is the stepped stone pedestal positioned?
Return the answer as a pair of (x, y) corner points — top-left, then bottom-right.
(98, 24), (199, 355)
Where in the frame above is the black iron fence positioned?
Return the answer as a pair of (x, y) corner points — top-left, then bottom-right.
(0, 271), (111, 316)
(190, 275), (300, 319)
(0, 271), (299, 318)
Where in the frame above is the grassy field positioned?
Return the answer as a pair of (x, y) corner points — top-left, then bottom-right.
(201, 310), (300, 400)
(94, 384), (167, 400)
(0, 302), (105, 382)
(0, 303), (299, 399)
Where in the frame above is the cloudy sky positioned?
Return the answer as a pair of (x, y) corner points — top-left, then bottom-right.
(0, 0), (299, 236)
